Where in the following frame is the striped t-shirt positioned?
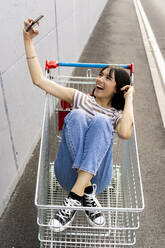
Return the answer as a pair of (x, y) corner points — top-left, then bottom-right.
(72, 89), (123, 130)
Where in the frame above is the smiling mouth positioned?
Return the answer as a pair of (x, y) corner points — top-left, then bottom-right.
(96, 86), (104, 90)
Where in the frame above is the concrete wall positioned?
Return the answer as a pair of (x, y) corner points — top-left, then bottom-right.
(0, 0), (108, 216)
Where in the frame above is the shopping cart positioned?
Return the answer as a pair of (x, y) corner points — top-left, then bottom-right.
(35, 61), (145, 248)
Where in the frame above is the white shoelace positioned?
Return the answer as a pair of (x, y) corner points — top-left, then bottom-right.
(56, 197), (81, 222)
(84, 184), (102, 217)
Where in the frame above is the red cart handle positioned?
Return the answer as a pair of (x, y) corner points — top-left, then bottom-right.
(45, 60), (59, 70)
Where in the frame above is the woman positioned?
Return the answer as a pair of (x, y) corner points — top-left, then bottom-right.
(23, 18), (135, 232)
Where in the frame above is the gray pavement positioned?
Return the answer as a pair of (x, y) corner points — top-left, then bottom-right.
(0, 0), (165, 247)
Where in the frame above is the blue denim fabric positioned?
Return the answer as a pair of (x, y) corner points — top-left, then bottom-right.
(54, 109), (114, 194)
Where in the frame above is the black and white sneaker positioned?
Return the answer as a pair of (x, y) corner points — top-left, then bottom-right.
(49, 196), (81, 232)
(83, 184), (106, 227)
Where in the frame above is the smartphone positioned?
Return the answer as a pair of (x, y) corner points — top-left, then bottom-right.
(26, 15), (44, 32)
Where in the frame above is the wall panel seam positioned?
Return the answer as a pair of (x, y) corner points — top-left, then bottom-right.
(0, 71), (18, 170)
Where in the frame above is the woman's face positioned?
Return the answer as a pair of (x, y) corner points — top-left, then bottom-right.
(95, 67), (117, 100)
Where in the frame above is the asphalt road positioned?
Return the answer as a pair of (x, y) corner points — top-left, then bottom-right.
(0, 0), (165, 247)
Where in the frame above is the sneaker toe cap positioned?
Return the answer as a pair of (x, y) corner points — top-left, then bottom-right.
(49, 218), (63, 231)
(94, 215), (105, 226)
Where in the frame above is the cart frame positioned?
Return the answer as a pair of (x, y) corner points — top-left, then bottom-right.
(35, 61), (144, 247)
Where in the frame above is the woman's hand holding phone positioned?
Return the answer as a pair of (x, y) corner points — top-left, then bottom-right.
(23, 17), (41, 41)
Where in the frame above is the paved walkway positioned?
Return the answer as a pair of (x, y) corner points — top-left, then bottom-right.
(0, 0), (165, 247)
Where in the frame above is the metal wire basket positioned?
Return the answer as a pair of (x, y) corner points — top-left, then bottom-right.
(35, 63), (144, 247)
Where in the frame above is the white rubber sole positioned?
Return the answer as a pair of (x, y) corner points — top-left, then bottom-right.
(49, 211), (77, 233)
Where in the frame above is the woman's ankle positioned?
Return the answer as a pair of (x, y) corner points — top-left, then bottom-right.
(71, 188), (84, 197)
(86, 181), (92, 187)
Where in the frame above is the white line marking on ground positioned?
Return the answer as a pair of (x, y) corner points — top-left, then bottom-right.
(133, 0), (165, 128)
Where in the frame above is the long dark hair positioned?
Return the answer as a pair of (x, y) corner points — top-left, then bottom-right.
(91, 66), (131, 111)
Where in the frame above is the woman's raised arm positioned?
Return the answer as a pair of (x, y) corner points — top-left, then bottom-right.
(23, 17), (75, 104)
(116, 85), (135, 139)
